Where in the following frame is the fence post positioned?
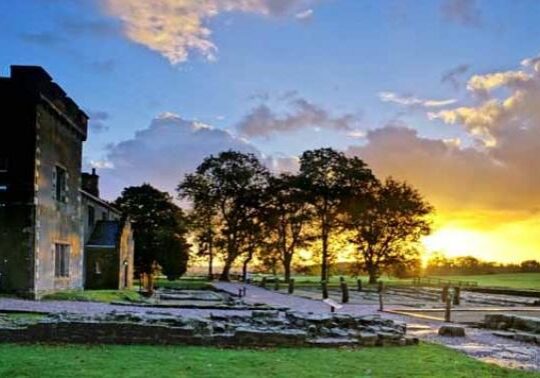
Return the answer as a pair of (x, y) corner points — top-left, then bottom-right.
(341, 281), (349, 303)
(288, 278), (295, 294)
(444, 292), (452, 322)
(321, 280), (329, 299)
(453, 286), (461, 306)
(441, 285), (449, 302)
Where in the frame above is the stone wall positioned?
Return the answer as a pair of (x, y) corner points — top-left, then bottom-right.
(0, 311), (416, 348)
(34, 102), (85, 296)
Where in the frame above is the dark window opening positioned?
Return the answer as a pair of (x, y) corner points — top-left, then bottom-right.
(54, 244), (70, 277)
(55, 166), (67, 203)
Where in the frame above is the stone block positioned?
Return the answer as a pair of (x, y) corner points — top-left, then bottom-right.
(438, 325), (466, 337)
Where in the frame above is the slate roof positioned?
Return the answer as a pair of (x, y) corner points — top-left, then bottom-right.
(86, 220), (121, 247)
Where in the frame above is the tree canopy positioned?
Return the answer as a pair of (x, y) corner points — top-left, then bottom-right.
(114, 184), (191, 286)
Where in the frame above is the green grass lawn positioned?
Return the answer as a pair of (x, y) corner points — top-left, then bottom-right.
(155, 277), (211, 290)
(42, 289), (142, 303)
(283, 273), (540, 290)
(0, 343), (536, 378)
(430, 273), (540, 290)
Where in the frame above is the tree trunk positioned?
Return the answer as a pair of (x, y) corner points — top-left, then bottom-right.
(283, 254), (292, 283)
(320, 227), (329, 283)
(207, 243), (214, 281)
(367, 265), (378, 284)
(220, 259), (233, 281)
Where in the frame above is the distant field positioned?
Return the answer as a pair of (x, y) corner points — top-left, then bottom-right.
(276, 273), (540, 290)
(430, 273), (540, 290)
(0, 343), (535, 378)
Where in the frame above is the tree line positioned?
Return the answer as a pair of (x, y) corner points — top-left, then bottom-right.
(425, 254), (540, 276)
(113, 148), (433, 287)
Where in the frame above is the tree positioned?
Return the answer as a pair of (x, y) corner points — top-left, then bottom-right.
(299, 148), (374, 282)
(345, 178), (433, 284)
(114, 184), (191, 289)
(179, 150), (269, 281)
(180, 174), (218, 280)
(263, 174), (314, 282)
(521, 260), (540, 273)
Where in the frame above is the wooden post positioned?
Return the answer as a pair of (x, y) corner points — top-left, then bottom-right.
(261, 276), (266, 289)
(321, 280), (329, 299)
(453, 286), (461, 306)
(274, 277), (280, 291)
(441, 285), (449, 302)
(445, 292), (452, 322)
(357, 279), (362, 292)
(341, 281), (349, 303)
(288, 278), (295, 294)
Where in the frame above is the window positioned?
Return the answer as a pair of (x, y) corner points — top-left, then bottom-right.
(55, 166), (67, 203)
(102, 211), (108, 221)
(54, 244), (70, 277)
(0, 157), (7, 172)
(88, 205), (95, 227)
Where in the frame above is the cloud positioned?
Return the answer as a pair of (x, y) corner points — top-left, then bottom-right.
(466, 70), (532, 93)
(440, 0), (481, 27)
(236, 94), (359, 138)
(96, 112), (259, 199)
(429, 53), (540, 147)
(346, 124), (540, 213)
(378, 92), (457, 108)
(295, 8), (314, 21)
(87, 110), (111, 133)
(441, 64), (470, 90)
(102, 0), (317, 64)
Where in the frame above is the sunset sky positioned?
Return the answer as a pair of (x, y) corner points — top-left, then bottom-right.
(1, 0), (539, 263)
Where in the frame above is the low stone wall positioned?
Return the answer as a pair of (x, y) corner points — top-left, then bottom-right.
(0, 310), (417, 348)
(485, 314), (540, 333)
(485, 314), (540, 345)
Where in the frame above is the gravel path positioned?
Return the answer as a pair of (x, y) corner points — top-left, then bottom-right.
(0, 297), (251, 319)
(214, 282), (540, 372)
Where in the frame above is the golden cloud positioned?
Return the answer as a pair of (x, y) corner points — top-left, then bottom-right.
(103, 0), (316, 64)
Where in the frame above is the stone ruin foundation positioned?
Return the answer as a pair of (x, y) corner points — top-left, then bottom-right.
(0, 310), (417, 348)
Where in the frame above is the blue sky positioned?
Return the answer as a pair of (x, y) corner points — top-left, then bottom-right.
(3, 0), (539, 160)
(2, 0), (540, 261)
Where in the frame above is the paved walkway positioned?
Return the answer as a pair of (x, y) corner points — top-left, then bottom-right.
(214, 281), (380, 315)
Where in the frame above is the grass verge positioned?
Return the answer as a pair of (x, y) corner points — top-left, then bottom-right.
(0, 343), (536, 378)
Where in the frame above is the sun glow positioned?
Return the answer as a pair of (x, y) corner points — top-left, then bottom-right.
(422, 213), (540, 264)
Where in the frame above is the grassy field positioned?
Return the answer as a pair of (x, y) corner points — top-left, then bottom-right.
(0, 343), (536, 378)
(283, 273), (540, 290)
(42, 289), (142, 303)
(430, 273), (540, 290)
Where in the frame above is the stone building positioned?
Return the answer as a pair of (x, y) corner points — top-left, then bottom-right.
(0, 65), (133, 298)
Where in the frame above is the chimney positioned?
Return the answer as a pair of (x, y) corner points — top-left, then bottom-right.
(82, 168), (100, 197)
